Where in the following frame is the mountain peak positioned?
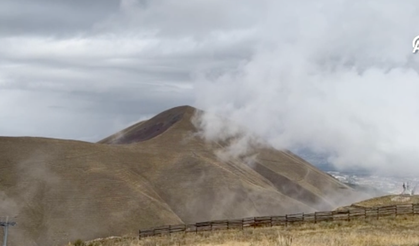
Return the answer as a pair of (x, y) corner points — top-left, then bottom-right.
(98, 105), (197, 144)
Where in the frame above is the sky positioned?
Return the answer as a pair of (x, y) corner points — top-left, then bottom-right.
(1, 0), (419, 175)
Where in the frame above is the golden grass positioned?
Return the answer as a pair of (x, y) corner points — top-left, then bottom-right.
(352, 195), (419, 208)
(68, 215), (419, 246)
(1, 105), (363, 245)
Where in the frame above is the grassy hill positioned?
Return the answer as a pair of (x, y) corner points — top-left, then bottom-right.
(68, 214), (419, 246)
(71, 194), (419, 246)
(337, 194), (419, 210)
(333, 194), (419, 212)
(0, 105), (367, 245)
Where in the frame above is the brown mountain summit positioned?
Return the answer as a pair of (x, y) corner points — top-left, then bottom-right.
(0, 105), (364, 245)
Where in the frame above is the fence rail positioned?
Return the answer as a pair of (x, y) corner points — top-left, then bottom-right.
(139, 203), (419, 238)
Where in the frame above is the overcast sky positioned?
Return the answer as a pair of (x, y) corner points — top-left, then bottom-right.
(2, 0), (419, 174)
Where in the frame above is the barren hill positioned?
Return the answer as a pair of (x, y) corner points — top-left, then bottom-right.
(0, 105), (366, 245)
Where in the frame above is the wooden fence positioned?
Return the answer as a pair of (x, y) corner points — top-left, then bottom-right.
(139, 203), (419, 238)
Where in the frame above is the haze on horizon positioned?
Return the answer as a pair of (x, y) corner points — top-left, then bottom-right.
(1, 0), (419, 176)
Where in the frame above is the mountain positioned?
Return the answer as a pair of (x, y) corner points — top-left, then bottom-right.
(0, 105), (367, 245)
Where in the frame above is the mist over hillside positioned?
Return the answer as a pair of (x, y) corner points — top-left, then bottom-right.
(0, 106), (369, 245)
(1, 1), (418, 245)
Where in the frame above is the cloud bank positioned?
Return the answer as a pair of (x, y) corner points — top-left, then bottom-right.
(193, 1), (419, 176)
(2, 0), (419, 175)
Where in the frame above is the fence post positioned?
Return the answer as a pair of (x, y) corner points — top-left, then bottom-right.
(138, 203), (419, 239)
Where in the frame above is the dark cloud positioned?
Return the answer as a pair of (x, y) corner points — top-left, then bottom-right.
(0, 2), (252, 141)
(0, 0), (119, 36)
(95, 0), (265, 38)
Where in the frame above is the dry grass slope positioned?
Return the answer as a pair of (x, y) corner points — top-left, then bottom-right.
(0, 105), (367, 245)
(353, 195), (419, 207)
(335, 195), (419, 211)
(68, 215), (419, 246)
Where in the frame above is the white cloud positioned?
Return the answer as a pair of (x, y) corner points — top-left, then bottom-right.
(2, 0), (419, 176)
(193, 0), (419, 176)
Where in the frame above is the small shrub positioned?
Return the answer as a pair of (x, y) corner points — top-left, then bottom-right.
(87, 242), (100, 246)
(73, 239), (86, 246)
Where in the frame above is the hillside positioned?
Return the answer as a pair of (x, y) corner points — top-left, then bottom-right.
(76, 194), (419, 246)
(355, 195), (419, 207)
(74, 215), (419, 246)
(0, 105), (367, 245)
(336, 195), (419, 211)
